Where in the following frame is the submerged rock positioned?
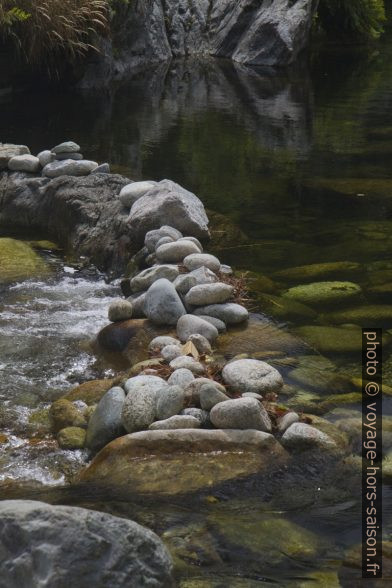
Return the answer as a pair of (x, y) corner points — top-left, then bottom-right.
(77, 429), (287, 495)
(63, 377), (121, 405)
(281, 422), (336, 450)
(0, 238), (50, 283)
(283, 281), (362, 307)
(0, 500), (173, 587)
(322, 304), (392, 326)
(119, 180), (156, 208)
(273, 261), (362, 283)
(177, 314), (219, 342)
(194, 302), (248, 324)
(57, 426), (86, 449)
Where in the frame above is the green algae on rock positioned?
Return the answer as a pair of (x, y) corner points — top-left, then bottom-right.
(0, 238), (50, 283)
(322, 304), (392, 326)
(254, 293), (317, 322)
(294, 325), (366, 354)
(63, 377), (122, 405)
(57, 426), (86, 449)
(273, 261), (362, 283)
(283, 281), (362, 307)
(49, 399), (86, 433)
(289, 356), (352, 393)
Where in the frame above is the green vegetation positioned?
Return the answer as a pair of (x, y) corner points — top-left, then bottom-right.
(0, 1), (109, 69)
(317, 0), (386, 42)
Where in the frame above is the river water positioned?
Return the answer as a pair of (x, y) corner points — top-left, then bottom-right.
(1, 38), (392, 585)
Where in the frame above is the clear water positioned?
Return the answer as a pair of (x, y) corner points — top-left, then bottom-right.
(1, 38), (392, 584)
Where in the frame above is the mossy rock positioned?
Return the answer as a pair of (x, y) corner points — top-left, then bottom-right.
(273, 261), (362, 283)
(294, 325), (365, 354)
(242, 270), (279, 294)
(319, 392), (362, 412)
(322, 305), (392, 327)
(286, 390), (324, 414)
(283, 281), (362, 307)
(63, 377), (121, 405)
(0, 238), (50, 283)
(127, 358), (164, 377)
(28, 408), (51, 432)
(180, 579), (262, 588)
(306, 177), (392, 199)
(49, 398), (86, 432)
(208, 510), (322, 565)
(57, 426), (86, 449)
(289, 356), (352, 393)
(162, 522), (222, 574)
(28, 240), (60, 250)
(255, 293), (317, 321)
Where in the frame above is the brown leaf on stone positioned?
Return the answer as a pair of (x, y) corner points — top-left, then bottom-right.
(182, 341), (200, 359)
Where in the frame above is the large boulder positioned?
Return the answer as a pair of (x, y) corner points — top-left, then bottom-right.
(0, 172), (133, 274)
(77, 429), (288, 494)
(0, 500), (173, 587)
(127, 179), (210, 242)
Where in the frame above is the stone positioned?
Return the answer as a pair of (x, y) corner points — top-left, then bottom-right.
(122, 375), (168, 432)
(180, 408), (210, 426)
(0, 143), (30, 169)
(128, 358), (164, 376)
(156, 240), (200, 263)
(155, 236), (175, 249)
(37, 150), (54, 167)
(8, 154), (40, 173)
(194, 303), (249, 324)
(63, 377), (121, 405)
(155, 385), (185, 420)
(168, 368), (195, 387)
(242, 392), (263, 400)
(49, 398), (86, 433)
(281, 422), (336, 450)
(282, 281), (362, 307)
(255, 293), (317, 322)
(55, 152), (84, 161)
(91, 163), (110, 174)
(176, 314), (219, 342)
(85, 386), (126, 452)
(78, 429), (287, 495)
(0, 238), (49, 283)
(130, 264), (179, 292)
(185, 282), (234, 306)
(161, 344), (182, 362)
(222, 359), (283, 394)
(293, 325), (387, 354)
(197, 315), (226, 332)
(322, 305), (392, 326)
(42, 159), (98, 177)
(144, 278), (186, 325)
(173, 273), (197, 294)
(97, 318), (158, 354)
(277, 411), (300, 433)
(273, 261), (362, 283)
(57, 426), (86, 449)
(145, 226), (183, 252)
(108, 299), (133, 322)
(128, 180), (209, 242)
(185, 378), (227, 406)
(210, 397), (272, 432)
(178, 236), (203, 251)
(149, 415), (200, 430)
(220, 264), (233, 275)
(52, 141), (81, 154)
(149, 335), (181, 351)
(183, 253), (220, 273)
(0, 500), (173, 587)
(187, 333), (212, 355)
(169, 356), (205, 375)
(200, 383), (230, 411)
(119, 180), (156, 208)
(126, 292), (146, 318)
(190, 266), (218, 285)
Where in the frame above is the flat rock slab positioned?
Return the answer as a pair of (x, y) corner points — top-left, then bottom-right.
(77, 429), (288, 495)
(0, 500), (173, 588)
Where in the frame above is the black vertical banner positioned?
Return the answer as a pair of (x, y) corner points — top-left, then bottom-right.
(362, 329), (382, 579)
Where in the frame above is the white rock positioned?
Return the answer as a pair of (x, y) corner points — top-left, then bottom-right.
(119, 181), (156, 208)
(122, 375), (168, 433)
(52, 141), (80, 154)
(210, 397), (272, 432)
(156, 240), (200, 263)
(183, 253), (221, 273)
(149, 415), (200, 430)
(37, 150), (54, 167)
(194, 303), (248, 324)
(222, 359), (283, 394)
(149, 336), (181, 352)
(185, 282), (234, 306)
(8, 154), (40, 173)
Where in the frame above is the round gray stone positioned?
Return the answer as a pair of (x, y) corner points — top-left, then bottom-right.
(180, 408), (210, 426)
(278, 411), (300, 433)
(194, 303), (249, 324)
(144, 278), (186, 326)
(185, 378), (227, 406)
(52, 141), (80, 154)
(196, 315), (227, 333)
(210, 397), (272, 432)
(169, 356), (205, 375)
(167, 368), (195, 387)
(183, 253), (221, 273)
(37, 150), (54, 167)
(8, 154), (40, 173)
(130, 265), (179, 292)
(155, 385), (185, 420)
(200, 383), (230, 411)
(176, 314), (219, 343)
(149, 336), (181, 352)
(185, 282), (234, 306)
(108, 299), (133, 322)
(42, 159), (98, 177)
(122, 375), (168, 433)
(173, 273), (197, 294)
(222, 359), (283, 394)
(149, 415), (200, 430)
(161, 344), (182, 362)
(281, 422), (336, 449)
(91, 163), (110, 174)
(86, 386), (126, 452)
(190, 266), (218, 285)
(178, 236), (203, 251)
(187, 333), (212, 355)
(126, 292), (146, 318)
(119, 181), (156, 208)
(145, 226), (183, 252)
(156, 240), (200, 263)
(55, 152), (83, 161)
(156, 236), (175, 249)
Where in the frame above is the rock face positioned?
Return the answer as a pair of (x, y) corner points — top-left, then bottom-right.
(80, 0), (316, 87)
(0, 500), (173, 587)
(127, 179), (210, 241)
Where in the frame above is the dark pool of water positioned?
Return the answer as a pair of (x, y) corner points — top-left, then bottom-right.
(2, 39), (392, 585)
